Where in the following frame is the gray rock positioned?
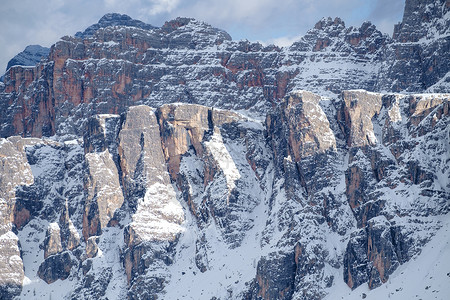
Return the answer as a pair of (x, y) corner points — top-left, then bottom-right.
(75, 13), (156, 39)
(38, 251), (76, 284)
(5, 45), (49, 71)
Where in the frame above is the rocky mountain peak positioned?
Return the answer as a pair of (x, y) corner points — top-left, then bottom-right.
(5, 44), (50, 72)
(291, 16), (388, 54)
(314, 17), (346, 31)
(98, 13), (134, 24)
(393, 0), (450, 42)
(75, 13), (156, 38)
(161, 17), (196, 32)
(161, 17), (232, 43)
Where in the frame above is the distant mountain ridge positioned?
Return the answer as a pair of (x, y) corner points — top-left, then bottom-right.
(74, 13), (157, 38)
(5, 45), (50, 72)
(0, 1), (448, 299)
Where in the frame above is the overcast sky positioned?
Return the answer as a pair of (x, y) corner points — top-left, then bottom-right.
(0, 0), (405, 73)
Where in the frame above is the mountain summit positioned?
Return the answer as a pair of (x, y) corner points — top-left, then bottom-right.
(75, 13), (157, 38)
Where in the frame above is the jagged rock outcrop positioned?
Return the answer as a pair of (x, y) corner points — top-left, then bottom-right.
(38, 251), (76, 284)
(393, 0), (450, 43)
(85, 236), (99, 258)
(0, 90), (448, 299)
(378, 0), (450, 92)
(338, 90), (383, 147)
(0, 137), (43, 299)
(157, 103), (211, 180)
(247, 91), (347, 300)
(267, 91), (336, 163)
(0, 137), (39, 233)
(43, 222), (63, 258)
(116, 105), (183, 299)
(341, 90), (449, 290)
(83, 149), (123, 240)
(0, 232), (24, 299)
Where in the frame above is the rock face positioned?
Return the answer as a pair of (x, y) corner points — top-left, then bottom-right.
(38, 251), (76, 284)
(0, 1), (448, 139)
(83, 148), (123, 240)
(378, 0), (450, 92)
(0, 137), (51, 299)
(0, 0), (449, 299)
(0, 232), (24, 299)
(267, 91), (336, 162)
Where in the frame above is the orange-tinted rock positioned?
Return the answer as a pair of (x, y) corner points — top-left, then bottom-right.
(157, 104), (211, 179)
(313, 38), (331, 51)
(44, 223), (63, 259)
(0, 137), (42, 234)
(83, 149), (124, 240)
(407, 94), (449, 135)
(267, 91), (336, 164)
(86, 236), (99, 258)
(252, 252), (296, 300)
(338, 90), (383, 147)
(59, 201), (80, 251)
(38, 251), (75, 284)
(118, 105), (184, 244)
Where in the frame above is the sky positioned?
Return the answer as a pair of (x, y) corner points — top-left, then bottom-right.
(0, 0), (405, 74)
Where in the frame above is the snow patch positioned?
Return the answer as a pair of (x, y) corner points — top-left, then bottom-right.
(205, 128), (241, 203)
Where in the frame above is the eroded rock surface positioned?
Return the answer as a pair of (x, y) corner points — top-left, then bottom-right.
(0, 1), (448, 299)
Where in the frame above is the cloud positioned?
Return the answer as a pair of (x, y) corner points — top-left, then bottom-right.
(264, 34), (303, 47)
(368, 0), (404, 35)
(102, 0), (180, 17)
(0, 0), (73, 72)
(147, 0), (181, 15)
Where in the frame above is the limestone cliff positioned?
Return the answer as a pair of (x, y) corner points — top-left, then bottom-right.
(0, 1), (449, 299)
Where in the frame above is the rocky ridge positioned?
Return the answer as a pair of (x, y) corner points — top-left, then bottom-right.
(0, 1), (449, 299)
(0, 0), (448, 139)
(5, 45), (50, 73)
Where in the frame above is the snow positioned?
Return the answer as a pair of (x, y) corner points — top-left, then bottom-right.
(0, 231), (19, 242)
(130, 181), (185, 242)
(92, 227), (128, 300)
(48, 222), (60, 231)
(164, 169), (270, 300)
(323, 214), (450, 300)
(204, 127), (241, 203)
(95, 114), (120, 133)
(160, 117), (275, 299)
(103, 40), (119, 47)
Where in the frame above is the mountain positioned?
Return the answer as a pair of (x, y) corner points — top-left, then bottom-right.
(5, 45), (50, 72)
(0, 1), (449, 299)
(74, 13), (157, 39)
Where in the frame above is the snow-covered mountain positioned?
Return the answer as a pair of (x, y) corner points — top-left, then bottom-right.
(5, 45), (50, 73)
(0, 0), (448, 299)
